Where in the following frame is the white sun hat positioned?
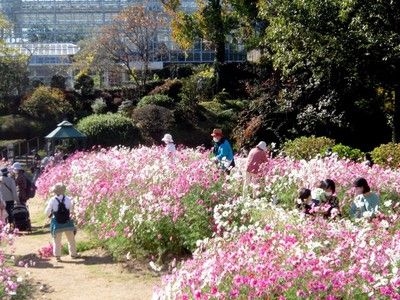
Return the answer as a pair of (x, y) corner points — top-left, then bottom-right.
(161, 133), (174, 143)
(12, 162), (23, 171)
(256, 141), (267, 151)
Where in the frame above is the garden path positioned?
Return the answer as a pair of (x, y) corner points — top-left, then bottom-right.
(11, 197), (160, 300)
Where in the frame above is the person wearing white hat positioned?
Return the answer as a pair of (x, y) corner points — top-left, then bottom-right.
(243, 141), (269, 198)
(161, 133), (176, 156)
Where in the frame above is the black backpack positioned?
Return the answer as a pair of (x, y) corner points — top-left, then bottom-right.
(54, 196), (70, 224)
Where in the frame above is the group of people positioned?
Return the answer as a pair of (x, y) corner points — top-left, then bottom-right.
(0, 162), (33, 226)
(297, 177), (380, 219)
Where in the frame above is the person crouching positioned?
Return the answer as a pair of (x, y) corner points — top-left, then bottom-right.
(44, 183), (78, 261)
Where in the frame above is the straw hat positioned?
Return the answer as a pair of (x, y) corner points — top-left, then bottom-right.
(51, 183), (66, 195)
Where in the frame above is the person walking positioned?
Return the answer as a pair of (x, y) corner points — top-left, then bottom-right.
(0, 167), (18, 226)
(12, 162), (28, 205)
(243, 141), (268, 197)
(211, 128), (234, 174)
(44, 183), (78, 261)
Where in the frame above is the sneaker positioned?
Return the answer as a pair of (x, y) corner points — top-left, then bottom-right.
(55, 257), (62, 262)
(70, 254), (80, 259)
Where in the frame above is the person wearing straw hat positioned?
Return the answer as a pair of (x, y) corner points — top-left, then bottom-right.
(44, 183), (78, 261)
(211, 128), (235, 174)
(0, 167), (18, 226)
(243, 141), (268, 198)
(161, 133), (176, 156)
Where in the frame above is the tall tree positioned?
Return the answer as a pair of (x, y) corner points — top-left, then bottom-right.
(0, 14), (29, 108)
(97, 5), (166, 85)
(161, 0), (238, 64)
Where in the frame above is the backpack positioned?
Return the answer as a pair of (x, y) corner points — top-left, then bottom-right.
(54, 196), (70, 224)
(24, 174), (37, 199)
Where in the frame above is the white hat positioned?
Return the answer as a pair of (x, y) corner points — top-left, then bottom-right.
(12, 162), (23, 171)
(256, 141), (267, 151)
(161, 133), (174, 143)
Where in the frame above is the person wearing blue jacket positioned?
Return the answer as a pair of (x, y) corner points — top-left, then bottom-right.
(211, 128), (235, 174)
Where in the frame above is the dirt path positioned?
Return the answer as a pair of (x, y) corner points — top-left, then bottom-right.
(11, 197), (160, 300)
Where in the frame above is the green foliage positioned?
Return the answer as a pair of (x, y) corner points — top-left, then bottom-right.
(74, 73), (94, 96)
(132, 105), (174, 144)
(77, 113), (140, 147)
(20, 86), (73, 122)
(149, 78), (183, 100)
(0, 114), (47, 139)
(137, 94), (175, 109)
(50, 75), (66, 90)
(332, 144), (364, 161)
(91, 97), (107, 114)
(371, 143), (400, 169)
(282, 136), (335, 160)
(0, 44), (29, 100)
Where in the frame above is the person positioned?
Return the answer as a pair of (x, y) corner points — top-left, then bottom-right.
(44, 183), (78, 261)
(161, 133), (176, 156)
(363, 153), (374, 168)
(350, 177), (380, 219)
(12, 162), (28, 205)
(311, 181), (327, 205)
(297, 188), (319, 215)
(0, 167), (18, 226)
(321, 179), (341, 218)
(243, 141), (268, 197)
(211, 128), (234, 174)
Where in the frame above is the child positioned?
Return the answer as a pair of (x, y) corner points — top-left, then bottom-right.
(44, 183), (78, 261)
(311, 181), (327, 205)
(297, 188), (319, 215)
(161, 133), (176, 156)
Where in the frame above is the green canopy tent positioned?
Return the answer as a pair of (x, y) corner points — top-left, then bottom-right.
(45, 120), (86, 155)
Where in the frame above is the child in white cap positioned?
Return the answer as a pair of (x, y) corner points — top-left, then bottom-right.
(161, 133), (176, 156)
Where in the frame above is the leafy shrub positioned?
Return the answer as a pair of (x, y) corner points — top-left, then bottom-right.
(20, 86), (73, 122)
(132, 105), (174, 144)
(0, 114), (47, 139)
(91, 97), (107, 114)
(282, 136), (335, 160)
(74, 73), (94, 96)
(371, 142), (400, 168)
(149, 79), (183, 100)
(118, 100), (135, 117)
(77, 113), (140, 147)
(137, 94), (175, 109)
(332, 144), (364, 161)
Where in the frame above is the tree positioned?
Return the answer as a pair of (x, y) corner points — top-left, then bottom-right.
(20, 86), (73, 122)
(0, 14), (29, 107)
(258, 0), (400, 144)
(161, 0), (238, 64)
(77, 5), (167, 89)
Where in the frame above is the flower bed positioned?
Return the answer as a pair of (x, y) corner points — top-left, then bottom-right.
(36, 147), (400, 298)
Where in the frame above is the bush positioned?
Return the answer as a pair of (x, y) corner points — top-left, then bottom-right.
(0, 114), (47, 139)
(149, 79), (183, 101)
(371, 142), (400, 168)
(20, 86), (73, 122)
(332, 144), (364, 161)
(91, 97), (107, 114)
(282, 136), (335, 160)
(137, 94), (175, 109)
(77, 113), (140, 147)
(132, 105), (174, 144)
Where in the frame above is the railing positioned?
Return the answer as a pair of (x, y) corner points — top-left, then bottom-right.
(0, 137), (43, 166)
